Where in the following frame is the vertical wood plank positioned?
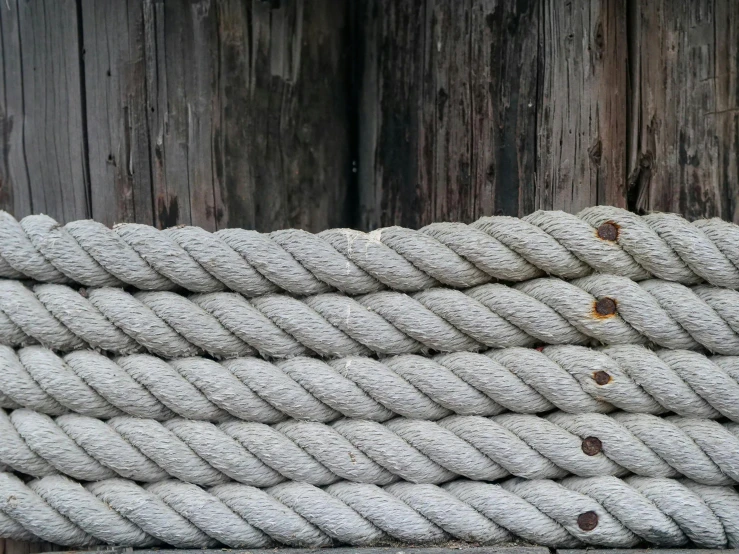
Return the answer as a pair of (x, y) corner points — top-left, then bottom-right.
(0, 0), (32, 217)
(537, 0), (627, 212)
(81, 0), (154, 226)
(0, 0), (89, 222)
(18, 0), (89, 222)
(634, 0), (738, 221)
(142, 0), (351, 232)
(358, 0), (541, 229)
(713, 0), (739, 222)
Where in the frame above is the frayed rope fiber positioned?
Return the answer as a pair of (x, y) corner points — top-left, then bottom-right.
(2, 408), (739, 486)
(1, 472), (738, 549)
(2, 275), (739, 357)
(2, 344), (739, 423)
(2, 206), (739, 293)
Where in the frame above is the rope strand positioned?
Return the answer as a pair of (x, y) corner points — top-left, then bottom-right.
(2, 408), (739, 486)
(3, 207), (739, 293)
(1, 472), (737, 548)
(2, 275), (739, 357)
(2, 344), (738, 422)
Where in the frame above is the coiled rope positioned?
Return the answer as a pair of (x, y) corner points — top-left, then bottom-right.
(1, 472), (737, 548)
(2, 207), (739, 293)
(2, 275), (739, 357)
(2, 344), (739, 422)
(2, 408), (738, 486)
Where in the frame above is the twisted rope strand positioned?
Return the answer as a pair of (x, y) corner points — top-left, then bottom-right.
(1, 472), (737, 548)
(2, 344), (739, 423)
(3, 206), (739, 293)
(2, 275), (739, 357)
(3, 408), (739, 486)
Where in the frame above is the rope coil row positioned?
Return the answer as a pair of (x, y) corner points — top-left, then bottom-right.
(2, 408), (739, 487)
(4, 205), (739, 550)
(2, 344), (739, 423)
(3, 206), (739, 293)
(3, 275), (739, 357)
(1, 472), (738, 549)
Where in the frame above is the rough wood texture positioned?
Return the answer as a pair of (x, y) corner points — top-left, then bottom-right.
(631, 0), (739, 222)
(0, 0), (351, 232)
(359, 0), (629, 228)
(537, 0), (628, 212)
(0, 0), (89, 223)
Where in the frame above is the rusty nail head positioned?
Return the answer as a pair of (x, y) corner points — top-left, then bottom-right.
(597, 222), (619, 241)
(578, 511), (599, 531)
(595, 297), (617, 316)
(581, 436), (602, 456)
(593, 371), (611, 385)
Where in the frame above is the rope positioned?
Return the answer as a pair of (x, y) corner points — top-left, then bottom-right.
(3, 207), (739, 293)
(2, 471), (737, 548)
(2, 275), (739, 357)
(2, 344), (739, 423)
(3, 408), (739, 486)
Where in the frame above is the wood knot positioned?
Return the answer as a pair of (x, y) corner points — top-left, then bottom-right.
(593, 371), (612, 385)
(578, 511), (599, 531)
(581, 437), (602, 456)
(597, 221), (619, 241)
(594, 297), (617, 317)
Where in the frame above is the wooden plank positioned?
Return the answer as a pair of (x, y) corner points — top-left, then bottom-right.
(14, 0), (89, 222)
(81, 0), (154, 226)
(633, 0), (739, 221)
(358, 0), (541, 229)
(141, 0), (351, 232)
(0, 0), (89, 222)
(536, 0), (628, 212)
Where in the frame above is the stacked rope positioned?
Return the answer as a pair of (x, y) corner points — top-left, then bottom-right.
(2, 205), (739, 549)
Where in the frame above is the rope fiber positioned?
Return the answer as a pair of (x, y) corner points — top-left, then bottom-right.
(2, 275), (739, 357)
(2, 408), (739, 486)
(1, 472), (737, 549)
(2, 344), (739, 423)
(3, 206), (739, 293)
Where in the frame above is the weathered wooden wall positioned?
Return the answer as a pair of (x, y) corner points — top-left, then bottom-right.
(0, 0), (351, 233)
(0, 0), (738, 550)
(358, 0), (739, 228)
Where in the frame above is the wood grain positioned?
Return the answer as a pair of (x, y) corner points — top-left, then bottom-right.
(537, 0), (628, 211)
(632, 0), (739, 221)
(358, 0), (628, 228)
(0, 0), (89, 222)
(0, 0), (351, 231)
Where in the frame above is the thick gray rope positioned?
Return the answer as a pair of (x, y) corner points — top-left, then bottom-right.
(2, 344), (739, 423)
(2, 207), (739, 293)
(3, 408), (739, 486)
(1, 471), (737, 548)
(2, 275), (739, 357)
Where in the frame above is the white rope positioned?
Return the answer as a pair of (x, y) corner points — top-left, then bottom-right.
(1, 471), (738, 548)
(3, 408), (739, 486)
(2, 344), (738, 423)
(2, 275), (739, 357)
(2, 207), (739, 293)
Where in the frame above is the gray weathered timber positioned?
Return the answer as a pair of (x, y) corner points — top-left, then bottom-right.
(537, 0), (628, 212)
(0, 0), (351, 232)
(0, 0), (89, 223)
(630, 0), (739, 222)
(358, 0), (629, 228)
